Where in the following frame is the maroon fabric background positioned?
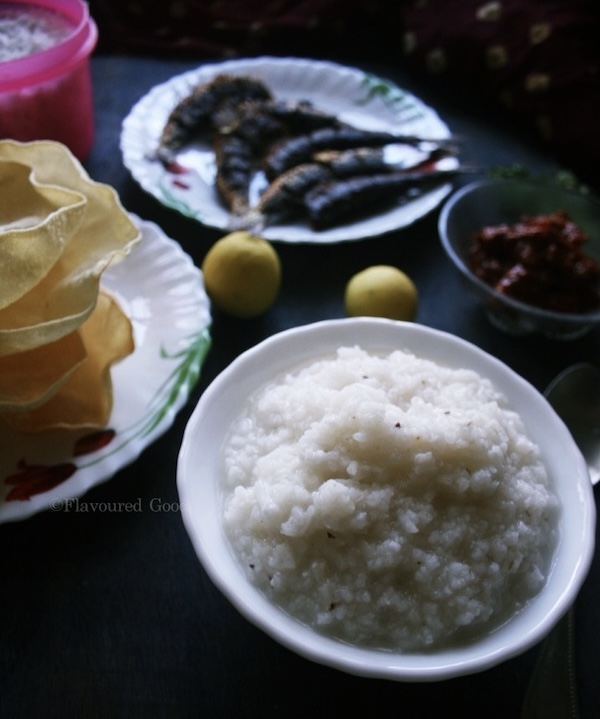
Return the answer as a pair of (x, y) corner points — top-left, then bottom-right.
(89, 0), (600, 188)
(89, 1), (403, 60)
(398, 0), (600, 190)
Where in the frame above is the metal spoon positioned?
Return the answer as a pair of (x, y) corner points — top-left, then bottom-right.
(521, 363), (600, 719)
(543, 363), (600, 486)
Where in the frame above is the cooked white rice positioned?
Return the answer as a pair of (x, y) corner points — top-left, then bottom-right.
(221, 346), (559, 652)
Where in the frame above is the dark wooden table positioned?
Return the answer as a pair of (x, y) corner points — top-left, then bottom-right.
(0, 53), (598, 719)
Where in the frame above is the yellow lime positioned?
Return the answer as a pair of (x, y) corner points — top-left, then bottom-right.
(201, 231), (281, 318)
(344, 265), (418, 321)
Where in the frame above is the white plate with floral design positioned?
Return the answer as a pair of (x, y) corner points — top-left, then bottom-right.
(0, 217), (211, 523)
(121, 56), (457, 243)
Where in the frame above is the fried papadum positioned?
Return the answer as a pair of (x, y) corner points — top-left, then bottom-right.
(0, 141), (141, 431)
(0, 330), (86, 411)
(2, 291), (134, 432)
(0, 161), (86, 310)
(0, 141), (140, 356)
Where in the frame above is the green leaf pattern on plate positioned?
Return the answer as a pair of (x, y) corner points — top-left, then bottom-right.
(158, 178), (205, 220)
(358, 73), (427, 123)
(79, 327), (212, 469)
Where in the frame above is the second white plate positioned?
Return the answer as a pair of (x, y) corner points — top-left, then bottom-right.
(0, 217), (211, 523)
(121, 57), (456, 243)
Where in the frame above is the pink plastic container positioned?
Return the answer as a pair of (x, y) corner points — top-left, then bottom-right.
(0, 0), (98, 160)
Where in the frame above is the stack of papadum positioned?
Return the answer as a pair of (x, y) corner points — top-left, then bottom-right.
(0, 140), (141, 432)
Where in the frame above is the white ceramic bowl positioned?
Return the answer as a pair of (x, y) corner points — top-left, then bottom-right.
(438, 178), (600, 340)
(177, 318), (595, 681)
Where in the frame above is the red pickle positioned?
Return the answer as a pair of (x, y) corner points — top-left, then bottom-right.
(469, 211), (600, 313)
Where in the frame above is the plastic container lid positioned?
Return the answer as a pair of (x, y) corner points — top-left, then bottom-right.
(0, 0), (97, 93)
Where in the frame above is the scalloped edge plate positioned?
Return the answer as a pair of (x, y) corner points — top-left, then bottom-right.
(121, 56), (456, 243)
(0, 216), (211, 523)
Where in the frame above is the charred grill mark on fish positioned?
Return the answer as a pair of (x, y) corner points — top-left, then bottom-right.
(156, 73), (349, 213)
(263, 127), (459, 180)
(156, 72), (345, 167)
(256, 99), (344, 135)
(215, 99), (344, 154)
(254, 148), (459, 225)
(218, 102), (286, 149)
(256, 148), (390, 220)
(211, 99), (348, 217)
(303, 168), (466, 230)
(257, 163), (333, 219)
(156, 74), (272, 165)
(314, 147), (388, 175)
(213, 134), (255, 216)
(263, 128), (397, 180)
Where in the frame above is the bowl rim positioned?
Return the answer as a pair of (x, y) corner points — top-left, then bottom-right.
(0, 0), (98, 92)
(438, 178), (600, 323)
(177, 317), (596, 681)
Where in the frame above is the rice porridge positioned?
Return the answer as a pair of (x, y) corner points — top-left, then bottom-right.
(221, 346), (559, 652)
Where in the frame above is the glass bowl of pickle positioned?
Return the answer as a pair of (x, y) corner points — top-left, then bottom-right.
(438, 178), (600, 340)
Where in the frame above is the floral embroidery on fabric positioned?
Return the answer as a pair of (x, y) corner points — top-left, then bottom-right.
(529, 22), (552, 45)
(476, 2), (502, 22)
(486, 44), (509, 69)
(426, 48), (447, 74)
(525, 73), (551, 93)
(402, 30), (417, 54)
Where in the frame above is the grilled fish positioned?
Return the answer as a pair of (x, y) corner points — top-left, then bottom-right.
(156, 74), (272, 165)
(303, 167), (466, 230)
(263, 126), (458, 179)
